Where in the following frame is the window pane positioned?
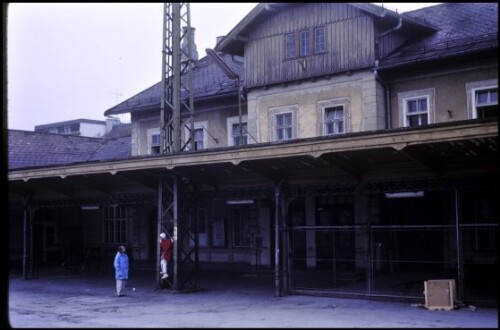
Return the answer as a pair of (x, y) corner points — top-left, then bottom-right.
(418, 98), (427, 111)
(407, 100), (417, 113)
(490, 90), (498, 103)
(284, 113), (292, 125)
(152, 134), (160, 145)
(337, 121), (344, 133)
(420, 114), (428, 125)
(408, 115), (419, 127)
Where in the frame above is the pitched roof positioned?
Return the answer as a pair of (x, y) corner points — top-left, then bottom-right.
(104, 53), (244, 116)
(378, 3), (498, 69)
(215, 3), (436, 55)
(8, 130), (131, 170)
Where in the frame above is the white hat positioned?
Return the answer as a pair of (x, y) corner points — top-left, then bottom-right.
(160, 233), (167, 239)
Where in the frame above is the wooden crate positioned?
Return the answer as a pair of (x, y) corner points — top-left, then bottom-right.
(424, 279), (456, 310)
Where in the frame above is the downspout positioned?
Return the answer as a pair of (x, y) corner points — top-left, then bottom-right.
(374, 64), (392, 129)
(374, 16), (403, 129)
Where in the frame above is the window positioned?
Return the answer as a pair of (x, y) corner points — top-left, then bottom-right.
(275, 113), (293, 141)
(184, 121), (208, 151)
(398, 89), (435, 128)
(285, 33), (296, 59)
(227, 115), (249, 146)
(317, 98), (350, 136)
(103, 206), (127, 244)
(190, 208), (208, 248)
(151, 133), (161, 154)
(466, 80), (497, 119)
(405, 97), (428, 127)
(211, 217), (226, 248)
(300, 30), (310, 57)
(193, 128), (204, 150)
(232, 207), (255, 248)
(314, 26), (325, 53)
(270, 106), (298, 141)
(324, 106), (344, 135)
(475, 87), (497, 119)
(232, 123), (248, 146)
(147, 128), (161, 155)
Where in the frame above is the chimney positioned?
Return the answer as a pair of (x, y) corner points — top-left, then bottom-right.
(216, 35), (225, 46)
(182, 26), (199, 61)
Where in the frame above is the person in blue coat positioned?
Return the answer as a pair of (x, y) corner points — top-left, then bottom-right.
(113, 245), (129, 297)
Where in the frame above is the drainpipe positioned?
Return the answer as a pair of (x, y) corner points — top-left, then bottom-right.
(374, 65), (392, 130)
(374, 16), (402, 130)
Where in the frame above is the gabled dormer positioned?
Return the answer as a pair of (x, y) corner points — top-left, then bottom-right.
(216, 3), (435, 89)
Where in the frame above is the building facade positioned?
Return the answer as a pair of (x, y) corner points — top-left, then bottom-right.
(8, 3), (497, 306)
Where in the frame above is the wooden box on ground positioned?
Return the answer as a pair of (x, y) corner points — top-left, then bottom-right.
(424, 279), (456, 310)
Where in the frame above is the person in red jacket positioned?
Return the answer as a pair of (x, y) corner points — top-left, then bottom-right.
(159, 232), (173, 279)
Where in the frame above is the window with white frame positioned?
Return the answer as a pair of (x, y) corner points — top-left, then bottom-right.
(314, 26), (325, 53)
(317, 98), (349, 136)
(405, 97), (428, 127)
(285, 33), (296, 59)
(270, 106), (298, 141)
(300, 30), (310, 57)
(324, 106), (344, 135)
(466, 80), (498, 119)
(151, 133), (161, 154)
(147, 128), (161, 155)
(194, 128), (204, 150)
(474, 87), (497, 119)
(398, 89), (434, 128)
(103, 206), (127, 244)
(184, 121), (208, 151)
(227, 115), (248, 147)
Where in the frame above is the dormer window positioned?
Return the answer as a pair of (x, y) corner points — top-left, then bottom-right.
(285, 26), (325, 60)
(300, 30), (310, 56)
(285, 33), (296, 59)
(314, 26), (325, 53)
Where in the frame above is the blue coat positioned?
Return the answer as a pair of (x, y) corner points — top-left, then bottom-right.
(114, 251), (129, 280)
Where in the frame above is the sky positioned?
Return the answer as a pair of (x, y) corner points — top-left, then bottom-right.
(6, 3), (439, 131)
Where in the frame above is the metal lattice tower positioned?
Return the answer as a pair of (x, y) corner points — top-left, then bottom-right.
(157, 3), (198, 292)
(160, 2), (195, 153)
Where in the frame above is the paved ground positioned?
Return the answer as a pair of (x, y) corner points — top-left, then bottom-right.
(6, 269), (498, 328)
